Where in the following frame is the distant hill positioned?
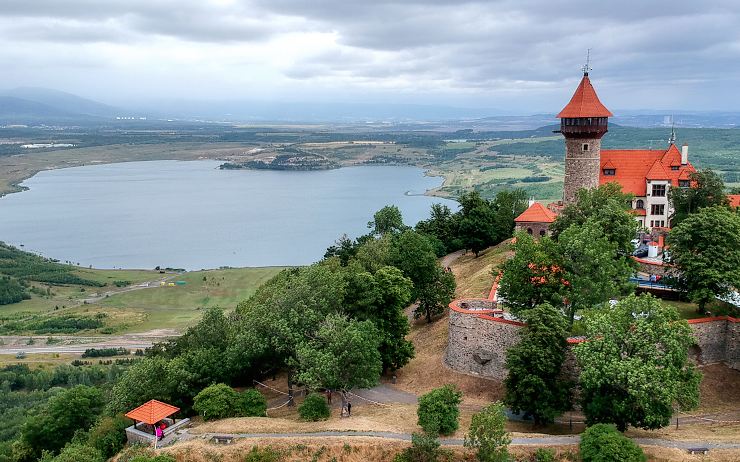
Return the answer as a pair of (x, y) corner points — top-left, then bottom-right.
(0, 87), (120, 123)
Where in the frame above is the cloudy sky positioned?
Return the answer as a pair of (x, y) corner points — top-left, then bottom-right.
(2, 0), (740, 113)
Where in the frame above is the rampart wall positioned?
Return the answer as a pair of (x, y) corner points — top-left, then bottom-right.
(445, 281), (740, 380)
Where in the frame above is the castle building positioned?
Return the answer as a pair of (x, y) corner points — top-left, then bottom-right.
(515, 69), (696, 233)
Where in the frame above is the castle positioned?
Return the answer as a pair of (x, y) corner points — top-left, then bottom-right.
(514, 69), (697, 235)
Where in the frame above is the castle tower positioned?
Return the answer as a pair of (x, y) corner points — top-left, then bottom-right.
(557, 66), (613, 204)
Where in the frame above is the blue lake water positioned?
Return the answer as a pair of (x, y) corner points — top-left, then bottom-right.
(0, 161), (456, 269)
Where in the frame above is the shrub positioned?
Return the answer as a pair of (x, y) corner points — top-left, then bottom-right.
(533, 448), (555, 462)
(417, 385), (462, 436)
(393, 433), (452, 462)
(298, 393), (330, 421)
(193, 383), (239, 421)
(244, 446), (284, 462)
(579, 424), (646, 462)
(238, 388), (267, 417)
(46, 443), (105, 462)
(464, 402), (510, 462)
(86, 415), (130, 458)
(117, 445), (176, 462)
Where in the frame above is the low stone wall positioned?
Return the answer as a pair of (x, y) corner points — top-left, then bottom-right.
(445, 285), (740, 380)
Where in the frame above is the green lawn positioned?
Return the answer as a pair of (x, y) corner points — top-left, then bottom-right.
(97, 267), (284, 332)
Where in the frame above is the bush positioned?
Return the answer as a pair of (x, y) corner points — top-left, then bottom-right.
(579, 424), (646, 462)
(82, 347), (130, 358)
(417, 385), (462, 436)
(238, 388), (267, 417)
(464, 402), (510, 462)
(298, 393), (330, 421)
(86, 415), (130, 458)
(533, 448), (555, 462)
(193, 383), (239, 421)
(45, 443), (105, 462)
(117, 445), (176, 462)
(243, 446), (284, 462)
(393, 433), (452, 462)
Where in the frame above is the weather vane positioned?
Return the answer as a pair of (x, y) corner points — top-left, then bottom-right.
(582, 49), (592, 76)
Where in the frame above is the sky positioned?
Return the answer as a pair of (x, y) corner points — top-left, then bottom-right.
(2, 0), (740, 113)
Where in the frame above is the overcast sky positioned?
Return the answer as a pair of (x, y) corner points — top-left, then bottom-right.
(2, 0), (740, 113)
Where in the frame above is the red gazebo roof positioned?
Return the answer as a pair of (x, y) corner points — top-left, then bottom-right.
(125, 399), (179, 425)
(557, 74), (613, 118)
(515, 202), (557, 224)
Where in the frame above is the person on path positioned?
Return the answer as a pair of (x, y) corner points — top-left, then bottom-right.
(347, 401), (351, 416)
(155, 425), (163, 441)
(327, 389), (332, 405)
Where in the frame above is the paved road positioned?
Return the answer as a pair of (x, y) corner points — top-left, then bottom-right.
(188, 430), (740, 450)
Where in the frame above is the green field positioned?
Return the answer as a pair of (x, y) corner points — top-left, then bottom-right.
(0, 266), (285, 334)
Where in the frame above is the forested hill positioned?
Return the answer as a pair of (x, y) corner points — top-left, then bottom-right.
(0, 243), (103, 305)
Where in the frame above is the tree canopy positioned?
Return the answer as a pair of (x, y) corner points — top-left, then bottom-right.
(668, 206), (740, 313)
(669, 169), (729, 227)
(574, 295), (701, 431)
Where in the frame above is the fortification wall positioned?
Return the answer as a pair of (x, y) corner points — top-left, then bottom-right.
(445, 286), (740, 379)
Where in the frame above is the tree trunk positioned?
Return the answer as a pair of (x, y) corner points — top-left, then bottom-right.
(340, 390), (349, 417)
(426, 309), (432, 323)
(287, 372), (295, 407)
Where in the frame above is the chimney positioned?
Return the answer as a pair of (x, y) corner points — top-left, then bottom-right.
(528, 198), (535, 207)
(681, 144), (688, 165)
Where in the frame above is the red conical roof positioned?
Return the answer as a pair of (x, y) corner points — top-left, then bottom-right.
(557, 74), (613, 118)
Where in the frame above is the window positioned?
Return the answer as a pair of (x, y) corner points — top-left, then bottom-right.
(539, 229), (546, 236)
(679, 180), (690, 188)
(651, 204), (665, 216)
(527, 228), (533, 235)
(603, 168), (615, 176)
(582, 143), (589, 152)
(671, 166), (680, 171)
(652, 184), (666, 197)
(636, 199), (644, 209)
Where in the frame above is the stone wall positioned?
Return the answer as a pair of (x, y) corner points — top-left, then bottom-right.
(514, 221), (550, 237)
(563, 137), (602, 204)
(446, 308), (739, 380)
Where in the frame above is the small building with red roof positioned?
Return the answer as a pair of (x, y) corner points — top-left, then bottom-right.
(729, 194), (740, 210)
(514, 201), (557, 237)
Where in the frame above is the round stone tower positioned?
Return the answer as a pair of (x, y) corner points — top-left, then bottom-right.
(557, 70), (613, 204)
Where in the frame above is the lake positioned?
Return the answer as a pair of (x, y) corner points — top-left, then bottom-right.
(0, 161), (456, 269)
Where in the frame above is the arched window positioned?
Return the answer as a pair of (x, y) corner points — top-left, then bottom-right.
(527, 228), (533, 235)
(636, 199), (644, 209)
(539, 229), (546, 237)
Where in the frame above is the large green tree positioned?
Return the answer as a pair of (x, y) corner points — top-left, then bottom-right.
(504, 304), (572, 426)
(669, 169), (729, 227)
(574, 295), (701, 431)
(368, 205), (407, 236)
(415, 203), (461, 254)
(296, 313), (382, 414)
(668, 206), (740, 313)
(550, 183), (636, 254)
(464, 402), (511, 462)
(415, 268), (456, 323)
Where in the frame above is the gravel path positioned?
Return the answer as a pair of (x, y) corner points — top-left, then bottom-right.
(189, 430), (740, 450)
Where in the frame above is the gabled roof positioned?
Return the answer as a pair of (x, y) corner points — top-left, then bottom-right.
(729, 195), (740, 209)
(557, 75), (613, 118)
(602, 160), (616, 169)
(599, 145), (697, 196)
(515, 202), (557, 223)
(125, 399), (179, 425)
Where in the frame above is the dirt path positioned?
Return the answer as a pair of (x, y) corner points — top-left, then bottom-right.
(0, 329), (178, 355)
(180, 430), (740, 450)
(82, 273), (179, 303)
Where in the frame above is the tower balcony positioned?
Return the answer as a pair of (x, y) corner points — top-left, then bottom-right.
(557, 117), (609, 138)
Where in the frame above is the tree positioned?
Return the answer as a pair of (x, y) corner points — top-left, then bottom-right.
(416, 203), (461, 254)
(579, 424), (646, 462)
(86, 415), (130, 459)
(557, 220), (635, 325)
(296, 314), (382, 414)
(490, 189), (528, 245)
(107, 357), (175, 415)
(498, 232), (564, 317)
(574, 295), (701, 431)
(193, 383), (241, 421)
(550, 183), (636, 254)
(459, 203), (497, 256)
(394, 433), (452, 462)
(238, 389), (268, 417)
(669, 169), (729, 226)
(42, 444), (105, 462)
(464, 402), (511, 462)
(417, 385), (462, 436)
(415, 268), (456, 323)
(668, 206), (740, 313)
(368, 205), (407, 236)
(20, 385), (104, 459)
(324, 234), (360, 265)
(504, 304), (572, 426)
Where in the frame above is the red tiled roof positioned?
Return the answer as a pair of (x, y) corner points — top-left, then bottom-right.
(729, 195), (740, 209)
(629, 209), (647, 216)
(599, 144), (696, 196)
(515, 202), (557, 223)
(125, 399), (179, 425)
(557, 75), (613, 118)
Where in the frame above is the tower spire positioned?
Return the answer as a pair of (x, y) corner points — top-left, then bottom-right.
(668, 119), (676, 145)
(581, 49), (592, 76)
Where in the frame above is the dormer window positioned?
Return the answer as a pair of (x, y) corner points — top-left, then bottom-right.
(671, 166), (679, 171)
(679, 180), (690, 188)
(603, 168), (615, 176)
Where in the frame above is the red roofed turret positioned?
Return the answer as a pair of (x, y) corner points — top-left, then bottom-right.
(557, 74), (613, 118)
